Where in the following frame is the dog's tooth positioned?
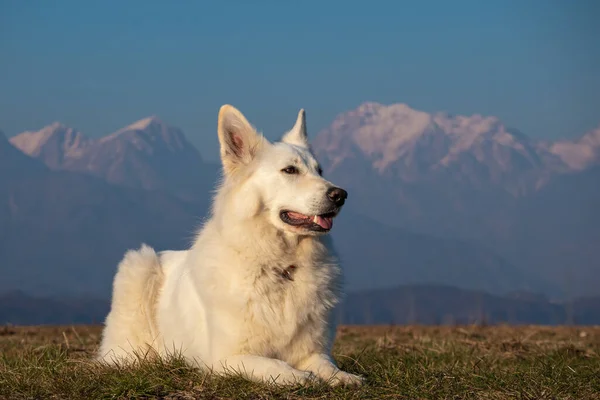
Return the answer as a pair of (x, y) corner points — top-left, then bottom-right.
(313, 215), (318, 224)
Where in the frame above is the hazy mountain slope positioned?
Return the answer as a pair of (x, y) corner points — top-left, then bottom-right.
(504, 166), (600, 297)
(0, 131), (48, 239)
(332, 211), (551, 295)
(0, 137), (212, 297)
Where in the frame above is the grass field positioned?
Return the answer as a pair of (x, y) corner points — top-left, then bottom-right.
(1, 324), (599, 399)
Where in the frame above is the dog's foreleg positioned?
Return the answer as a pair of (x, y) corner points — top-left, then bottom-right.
(296, 353), (364, 386)
(215, 355), (315, 386)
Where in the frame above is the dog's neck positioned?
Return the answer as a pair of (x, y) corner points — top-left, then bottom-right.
(213, 216), (334, 286)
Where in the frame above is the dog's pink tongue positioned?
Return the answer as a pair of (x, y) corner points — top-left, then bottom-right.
(314, 216), (333, 230)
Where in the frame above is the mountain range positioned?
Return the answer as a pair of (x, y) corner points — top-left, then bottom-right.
(10, 117), (217, 201)
(2, 103), (600, 302)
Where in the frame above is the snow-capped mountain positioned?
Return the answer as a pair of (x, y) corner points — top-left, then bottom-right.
(549, 126), (600, 170)
(312, 102), (600, 297)
(98, 116), (196, 155)
(313, 102), (570, 195)
(9, 122), (91, 170)
(10, 117), (215, 201)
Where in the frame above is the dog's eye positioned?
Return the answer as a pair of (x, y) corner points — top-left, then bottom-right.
(282, 166), (299, 174)
(317, 167), (323, 176)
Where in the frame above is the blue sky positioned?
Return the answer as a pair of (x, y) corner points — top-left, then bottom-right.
(1, 0), (598, 159)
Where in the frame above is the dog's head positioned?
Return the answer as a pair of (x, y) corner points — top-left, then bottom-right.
(216, 104), (347, 236)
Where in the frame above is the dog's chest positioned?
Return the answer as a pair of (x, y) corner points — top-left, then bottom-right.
(239, 257), (339, 356)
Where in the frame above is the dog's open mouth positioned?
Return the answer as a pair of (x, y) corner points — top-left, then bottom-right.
(280, 210), (337, 232)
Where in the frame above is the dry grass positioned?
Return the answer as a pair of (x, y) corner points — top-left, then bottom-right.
(1, 324), (599, 399)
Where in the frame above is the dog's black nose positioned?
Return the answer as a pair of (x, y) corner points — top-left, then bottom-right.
(327, 187), (348, 207)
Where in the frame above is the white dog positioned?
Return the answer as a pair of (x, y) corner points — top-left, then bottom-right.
(98, 105), (362, 386)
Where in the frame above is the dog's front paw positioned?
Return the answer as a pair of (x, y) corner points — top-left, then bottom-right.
(329, 371), (364, 386)
(297, 370), (318, 385)
(271, 370), (317, 386)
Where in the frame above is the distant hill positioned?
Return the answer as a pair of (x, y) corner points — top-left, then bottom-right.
(2, 286), (599, 326)
(338, 285), (568, 325)
(0, 291), (109, 325)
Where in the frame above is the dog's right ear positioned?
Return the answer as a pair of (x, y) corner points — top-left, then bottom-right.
(217, 105), (266, 175)
(281, 109), (309, 148)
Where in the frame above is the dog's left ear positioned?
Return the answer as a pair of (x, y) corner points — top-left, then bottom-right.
(218, 105), (266, 175)
(281, 109), (309, 148)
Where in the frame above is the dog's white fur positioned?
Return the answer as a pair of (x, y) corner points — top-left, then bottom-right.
(98, 105), (362, 386)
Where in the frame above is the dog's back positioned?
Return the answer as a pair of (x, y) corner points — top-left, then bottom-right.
(98, 244), (164, 364)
